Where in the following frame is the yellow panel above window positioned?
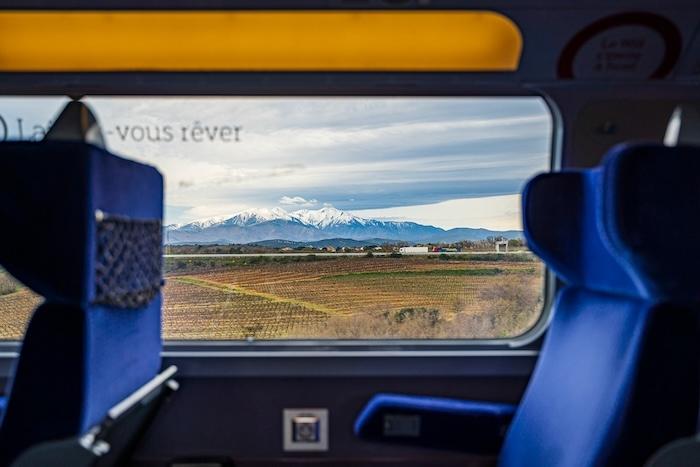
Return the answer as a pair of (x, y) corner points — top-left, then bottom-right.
(0, 11), (522, 72)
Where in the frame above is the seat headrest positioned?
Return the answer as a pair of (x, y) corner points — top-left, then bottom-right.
(0, 141), (164, 308)
(522, 169), (639, 297)
(44, 100), (106, 148)
(524, 143), (700, 302)
(599, 144), (700, 302)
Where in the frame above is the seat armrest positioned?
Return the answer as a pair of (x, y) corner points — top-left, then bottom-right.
(10, 366), (178, 467)
(354, 393), (516, 454)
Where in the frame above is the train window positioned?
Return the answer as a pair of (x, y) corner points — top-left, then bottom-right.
(0, 96), (551, 341)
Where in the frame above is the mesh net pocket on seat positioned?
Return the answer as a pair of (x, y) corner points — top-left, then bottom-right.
(94, 211), (162, 309)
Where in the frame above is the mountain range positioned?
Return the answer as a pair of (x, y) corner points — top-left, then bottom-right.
(165, 207), (522, 245)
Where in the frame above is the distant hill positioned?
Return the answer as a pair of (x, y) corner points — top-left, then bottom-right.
(165, 206), (522, 245)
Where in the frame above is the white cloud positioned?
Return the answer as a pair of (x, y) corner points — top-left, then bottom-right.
(180, 203), (251, 221)
(0, 97), (550, 226)
(351, 194), (523, 231)
(279, 196), (319, 207)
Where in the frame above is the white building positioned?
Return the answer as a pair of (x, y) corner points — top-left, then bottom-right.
(495, 240), (509, 253)
(399, 246), (429, 254)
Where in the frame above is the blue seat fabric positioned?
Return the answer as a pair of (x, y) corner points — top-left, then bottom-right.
(0, 142), (163, 466)
(500, 289), (697, 467)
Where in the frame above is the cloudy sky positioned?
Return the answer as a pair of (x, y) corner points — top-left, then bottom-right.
(0, 97), (551, 230)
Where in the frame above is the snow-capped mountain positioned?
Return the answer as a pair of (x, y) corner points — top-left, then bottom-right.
(293, 207), (368, 228)
(169, 215), (228, 232)
(222, 207), (295, 226)
(164, 206), (522, 245)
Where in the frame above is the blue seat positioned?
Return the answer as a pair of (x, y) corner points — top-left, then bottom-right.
(356, 144), (700, 466)
(0, 135), (164, 465)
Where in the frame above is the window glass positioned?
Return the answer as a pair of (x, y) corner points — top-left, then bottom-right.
(0, 97), (550, 340)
